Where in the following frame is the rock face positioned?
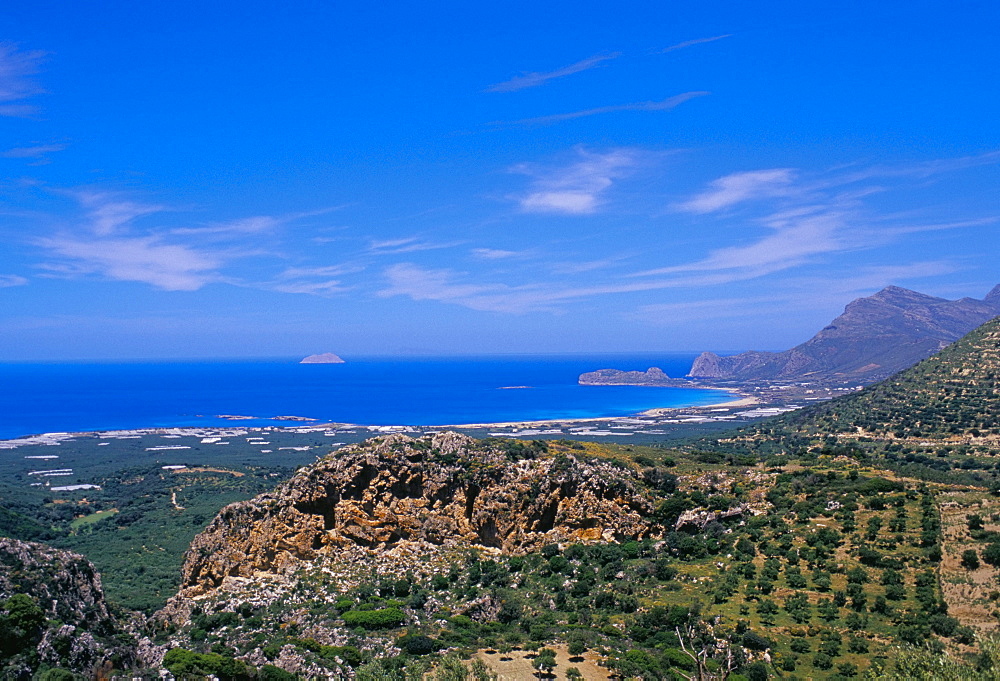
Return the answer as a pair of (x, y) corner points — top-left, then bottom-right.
(0, 538), (135, 673)
(180, 432), (656, 596)
(300, 352), (345, 364)
(578, 367), (677, 385)
(688, 285), (1000, 383)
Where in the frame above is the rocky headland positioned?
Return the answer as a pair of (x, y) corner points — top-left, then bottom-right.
(578, 366), (689, 386)
(178, 432), (656, 597)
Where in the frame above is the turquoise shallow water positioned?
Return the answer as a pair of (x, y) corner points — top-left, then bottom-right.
(0, 354), (731, 439)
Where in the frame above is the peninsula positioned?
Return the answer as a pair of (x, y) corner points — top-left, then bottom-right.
(578, 366), (687, 386)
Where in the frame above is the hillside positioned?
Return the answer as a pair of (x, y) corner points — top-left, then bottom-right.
(770, 314), (1000, 441)
(150, 432), (989, 680)
(0, 538), (138, 676)
(726, 314), (1000, 448)
(688, 284), (1000, 383)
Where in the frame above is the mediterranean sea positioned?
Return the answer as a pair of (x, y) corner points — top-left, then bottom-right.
(0, 354), (732, 439)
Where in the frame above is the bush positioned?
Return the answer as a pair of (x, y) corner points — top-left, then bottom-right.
(341, 607), (406, 630)
(984, 543), (1000, 566)
(37, 671), (76, 681)
(162, 648), (249, 680)
(398, 634), (437, 655)
(259, 665), (296, 681)
(742, 631), (773, 651)
(961, 549), (981, 570)
(813, 653), (833, 670)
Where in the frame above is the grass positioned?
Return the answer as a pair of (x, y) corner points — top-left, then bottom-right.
(69, 508), (118, 530)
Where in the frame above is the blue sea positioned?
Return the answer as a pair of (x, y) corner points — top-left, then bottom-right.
(0, 354), (731, 439)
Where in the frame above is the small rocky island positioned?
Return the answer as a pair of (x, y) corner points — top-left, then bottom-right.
(299, 352), (345, 364)
(578, 367), (687, 386)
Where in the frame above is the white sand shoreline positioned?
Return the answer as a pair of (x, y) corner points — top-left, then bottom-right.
(435, 390), (759, 430)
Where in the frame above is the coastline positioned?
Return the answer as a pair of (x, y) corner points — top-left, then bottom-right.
(434, 388), (758, 430)
(2, 391), (760, 442)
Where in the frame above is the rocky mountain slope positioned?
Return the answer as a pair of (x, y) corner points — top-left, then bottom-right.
(689, 284), (1000, 383)
(760, 314), (1000, 441)
(180, 432), (656, 596)
(0, 538), (137, 676)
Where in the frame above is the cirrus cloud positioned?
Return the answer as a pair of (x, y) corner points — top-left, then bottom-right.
(511, 147), (642, 215)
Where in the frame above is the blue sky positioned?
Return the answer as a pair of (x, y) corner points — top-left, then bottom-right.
(1, 0), (997, 359)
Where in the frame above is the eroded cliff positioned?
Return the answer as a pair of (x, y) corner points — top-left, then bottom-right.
(180, 432), (656, 595)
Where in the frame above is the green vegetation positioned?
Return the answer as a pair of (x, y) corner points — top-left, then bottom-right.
(157, 444), (964, 680)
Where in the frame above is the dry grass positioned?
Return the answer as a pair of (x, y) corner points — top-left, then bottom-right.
(474, 644), (611, 681)
(939, 491), (1000, 631)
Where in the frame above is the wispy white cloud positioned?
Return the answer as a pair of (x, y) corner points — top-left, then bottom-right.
(33, 192), (361, 294)
(649, 208), (844, 277)
(661, 34), (732, 53)
(677, 168), (797, 213)
(171, 215), (280, 236)
(379, 263), (695, 314)
(497, 91), (709, 127)
(36, 192), (246, 291)
(266, 263), (361, 296)
(0, 274), (28, 288)
(1, 142), (67, 164)
(486, 53), (620, 93)
(385, 153), (997, 316)
(511, 148), (641, 215)
(641, 156), (998, 285)
(73, 191), (166, 236)
(0, 42), (46, 117)
(470, 248), (527, 260)
(269, 279), (348, 296)
(368, 236), (463, 254)
(171, 207), (347, 237)
(550, 256), (627, 274)
(276, 264), (360, 279)
(38, 235), (221, 291)
(379, 263), (525, 312)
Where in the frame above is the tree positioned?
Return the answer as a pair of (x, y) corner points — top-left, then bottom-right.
(0, 594), (46, 658)
(532, 648), (557, 678)
(983, 542), (1000, 566)
(961, 549), (981, 570)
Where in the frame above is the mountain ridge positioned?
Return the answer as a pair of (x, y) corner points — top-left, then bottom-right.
(688, 284), (1000, 383)
(751, 314), (1000, 443)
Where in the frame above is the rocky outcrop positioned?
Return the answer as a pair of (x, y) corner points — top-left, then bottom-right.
(688, 284), (1000, 383)
(300, 352), (345, 364)
(0, 538), (136, 673)
(578, 367), (679, 385)
(179, 432), (656, 596)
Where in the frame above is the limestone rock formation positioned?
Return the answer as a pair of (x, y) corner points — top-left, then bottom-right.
(578, 367), (674, 385)
(688, 284), (1000, 383)
(0, 538), (136, 674)
(578, 367), (689, 386)
(180, 432), (656, 595)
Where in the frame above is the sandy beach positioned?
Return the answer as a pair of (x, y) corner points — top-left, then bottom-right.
(437, 390), (759, 430)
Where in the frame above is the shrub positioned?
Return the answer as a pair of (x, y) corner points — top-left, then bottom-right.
(341, 607), (406, 630)
(961, 549), (981, 570)
(259, 665), (296, 681)
(398, 634), (437, 655)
